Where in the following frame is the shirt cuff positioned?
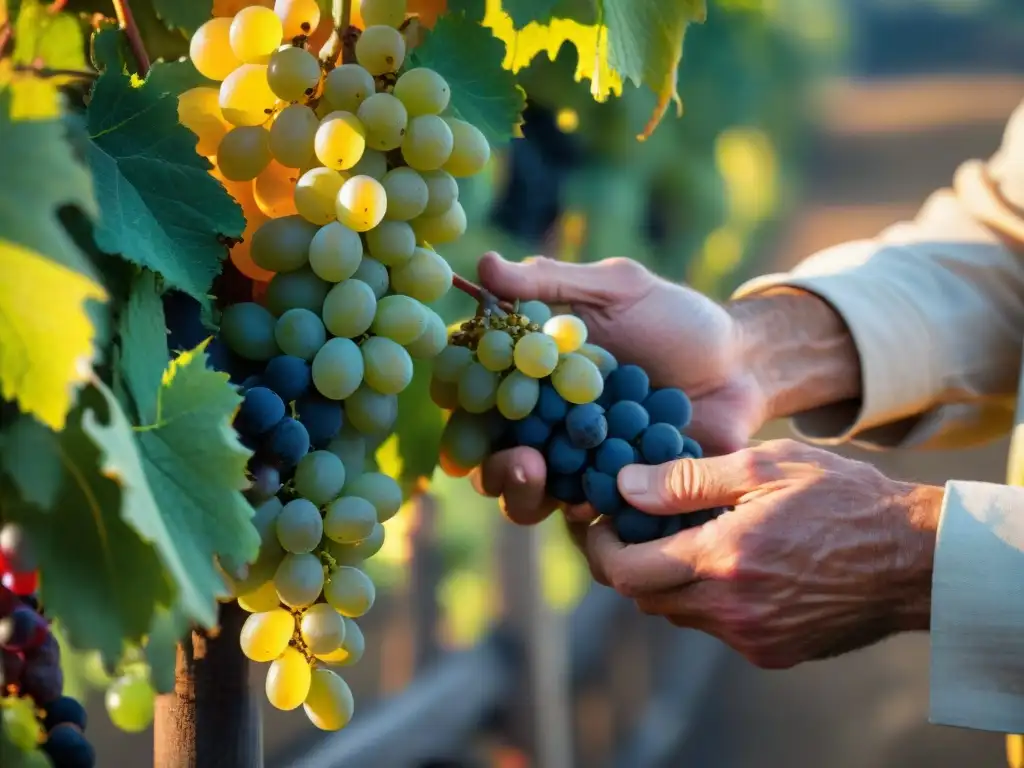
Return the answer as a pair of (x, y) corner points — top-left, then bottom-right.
(733, 240), (939, 446)
(929, 479), (1024, 733)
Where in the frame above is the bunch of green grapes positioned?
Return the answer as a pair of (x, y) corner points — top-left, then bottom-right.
(183, 0), (495, 731)
(431, 300), (617, 477)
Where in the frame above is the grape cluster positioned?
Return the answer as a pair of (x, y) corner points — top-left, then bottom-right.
(184, 0), (484, 731)
(0, 525), (94, 768)
(434, 302), (724, 543)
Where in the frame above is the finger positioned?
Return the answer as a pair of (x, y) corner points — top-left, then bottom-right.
(635, 582), (719, 618)
(564, 518), (609, 586)
(563, 503), (598, 524)
(477, 251), (642, 308)
(472, 447), (557, 525)
(617, 450), (767, 516)
(586, 523), (707, 595)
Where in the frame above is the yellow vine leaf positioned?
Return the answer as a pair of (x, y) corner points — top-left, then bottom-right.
(482, 0), (623, 102)
(0, 60), (61, 121)
(0, 240), (107, 431)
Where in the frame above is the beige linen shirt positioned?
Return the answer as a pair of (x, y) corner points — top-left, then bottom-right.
(734, 103), (1024, 734)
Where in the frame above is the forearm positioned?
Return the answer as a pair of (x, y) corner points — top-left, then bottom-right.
(726, 289), (862, 421)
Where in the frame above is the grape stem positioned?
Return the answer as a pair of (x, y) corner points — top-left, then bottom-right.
(14, 64), (98, 79)
(452, 273), (514, 314)
(112, 0), (150, 76)
(320, 0), (353, 64)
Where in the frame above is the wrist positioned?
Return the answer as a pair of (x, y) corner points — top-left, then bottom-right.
(886, 482), (943, 631)
(726, 288), (862, 421)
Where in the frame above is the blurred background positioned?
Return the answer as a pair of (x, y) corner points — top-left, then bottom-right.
(77, 0), (1024, 765)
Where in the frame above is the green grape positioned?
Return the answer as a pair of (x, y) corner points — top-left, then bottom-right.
(497, 370), (540, 420)
(238, 579), (281, 612)
(392, 67), (449, 117)
(356, 92), (408, 151)
(440, 409), (491, 474)
(406, 309), (447, 358)
(322, 278), (376, 337)
(324, 496), (377, 543)
(267, 45), (320, 102)
(270, 103), (318, 167)
(354, 24), (406, 75)
(3, 695), (43, 750)
(220, 302), (280, 360)
(217, 125), (272, 180)
(360, 0), (407, 27)
(411, 200), (466, 244)
(420, 169), (458, 216)
(308, 220), (363, 281)
(361, 336), (413, 394)
(275, 0), (322, 37)
(474, 330), (512, 372)
(266, 646), (312, 711)
(276, 498), (325, 553)
(429, 375), (459, 409)
(299, 603), (346, 655)
(251, 214), (318, 272)
(345, 472), (402, 522)
(303, 668), (355, 731)
(254, 159), (300, 217)
(230, 6), (284, 63)
(365, 220), (415, 267)
(323, 63), (375, 112)
(353, 256), (390, 298)
(265, 267), (330, 316)
(219, 64), (278, 126)
(324, 566), (376, 616)
(315, 111), (367, 170)
(190, 17), (240, 81)
(518, 299), (552, 326)
(513, 332), (560, 378)
(336, 175), (387, 232)
(295, 450), (347, 505)
(228, 498), (285, 595)
(105, 674), (156, 733)
(433, 344), (472, 382)
(324, 523), (384, 565)
(317, 617), (364, 665)
(457, 361), (498, 414)
(295, 166), (345, 225)
(274, 552), (325, 607)
(178, 87), (229, 156)
(543, 314), (587, 354)
(312, 337), (365, 399)
(577, 343), (618, 378)
(389, 247), (452, 303)
(370, 294), (427, 344)
(551, 352), (604, 404)
(240, 608), (295, 662)
(275, 308), (326, 360)
(442, 118), (490, 177)
(349, 148), (388, 179)
(327, 426), (367, 477)
(344, 385), (398, 434)
(381, 167), (428, 221)
(401, 115), (453, 171)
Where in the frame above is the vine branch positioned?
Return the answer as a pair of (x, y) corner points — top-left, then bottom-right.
(14, 64), (98, 79)
(320, 0), (352, 65)
(453, 273), (514, 314)
(112, 0), (150, 76)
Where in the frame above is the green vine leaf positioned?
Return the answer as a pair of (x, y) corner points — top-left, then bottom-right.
(85, 70), (245, 301)
(382, 362), (445, 496)
(501, 0), (560, 29)
(118, 270), (168, 424)
(411, 11), (526, 145)
(150, 0), (214, 36)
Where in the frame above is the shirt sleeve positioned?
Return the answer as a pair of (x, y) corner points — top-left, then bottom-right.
(732, 102), (1024, 451)
(929, 480), (1024, 733)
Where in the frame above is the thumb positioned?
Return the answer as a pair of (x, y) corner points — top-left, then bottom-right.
(617, 451), (759, 515)
(477, 251), (645, 307)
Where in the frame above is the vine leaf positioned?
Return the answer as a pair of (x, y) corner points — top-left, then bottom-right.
(0, 396), (173, 666)
(411, 10), (526, 145)
(500, 0), (559, 29)
(146, 58), (217, 96)
(381, 362), (445, 496)
(85, 70), (245, 301)
(84, 345), (259, 634)
(150, 0), (214, 36)
(603, 0), (706, 140)
(118, 270), (168, 424)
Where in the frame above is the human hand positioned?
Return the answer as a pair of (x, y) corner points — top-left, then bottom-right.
(472, 252), (769, 525)
(580, 439), (942, 668)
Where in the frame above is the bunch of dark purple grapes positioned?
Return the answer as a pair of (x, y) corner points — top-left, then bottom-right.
(498, 364), (725, 543)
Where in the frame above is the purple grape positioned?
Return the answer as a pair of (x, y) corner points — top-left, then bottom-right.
(44, 696), (88, 732)
(565, 403), (607, 450)
(263, 355), (312, 403)
(643, 388), (692, 430)
(235, 387), (285, 437)
(265, 417), (310, 467)
(0, 605), (48, 651)
(295, 395), (344, 448)
(22, 632), (63, 703)
(43, 723), (96, 768)
(606, 365), (649, 403)
(546, 432), (586, 475)
(605, 400), (649, 442)
(615, 508), (663, 544)
(582, 469), (623, 516)
(639, 423), (684, 465)
(594, 438), (635, 476)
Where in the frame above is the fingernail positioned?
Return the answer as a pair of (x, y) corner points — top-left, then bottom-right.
(511, 465), (527, 484)
(618, 466), (649, 496)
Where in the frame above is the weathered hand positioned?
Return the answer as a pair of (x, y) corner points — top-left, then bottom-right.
(472, 252), (768, 525)
(581, 439), (942, 668)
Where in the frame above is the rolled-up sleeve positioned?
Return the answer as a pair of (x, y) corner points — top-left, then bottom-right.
(733, 103), (1024, 451)
(930, 480), (1024, 733)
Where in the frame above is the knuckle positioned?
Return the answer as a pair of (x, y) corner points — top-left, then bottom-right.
(600, 257), (647, 280)
(665, 459), (699, 503)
